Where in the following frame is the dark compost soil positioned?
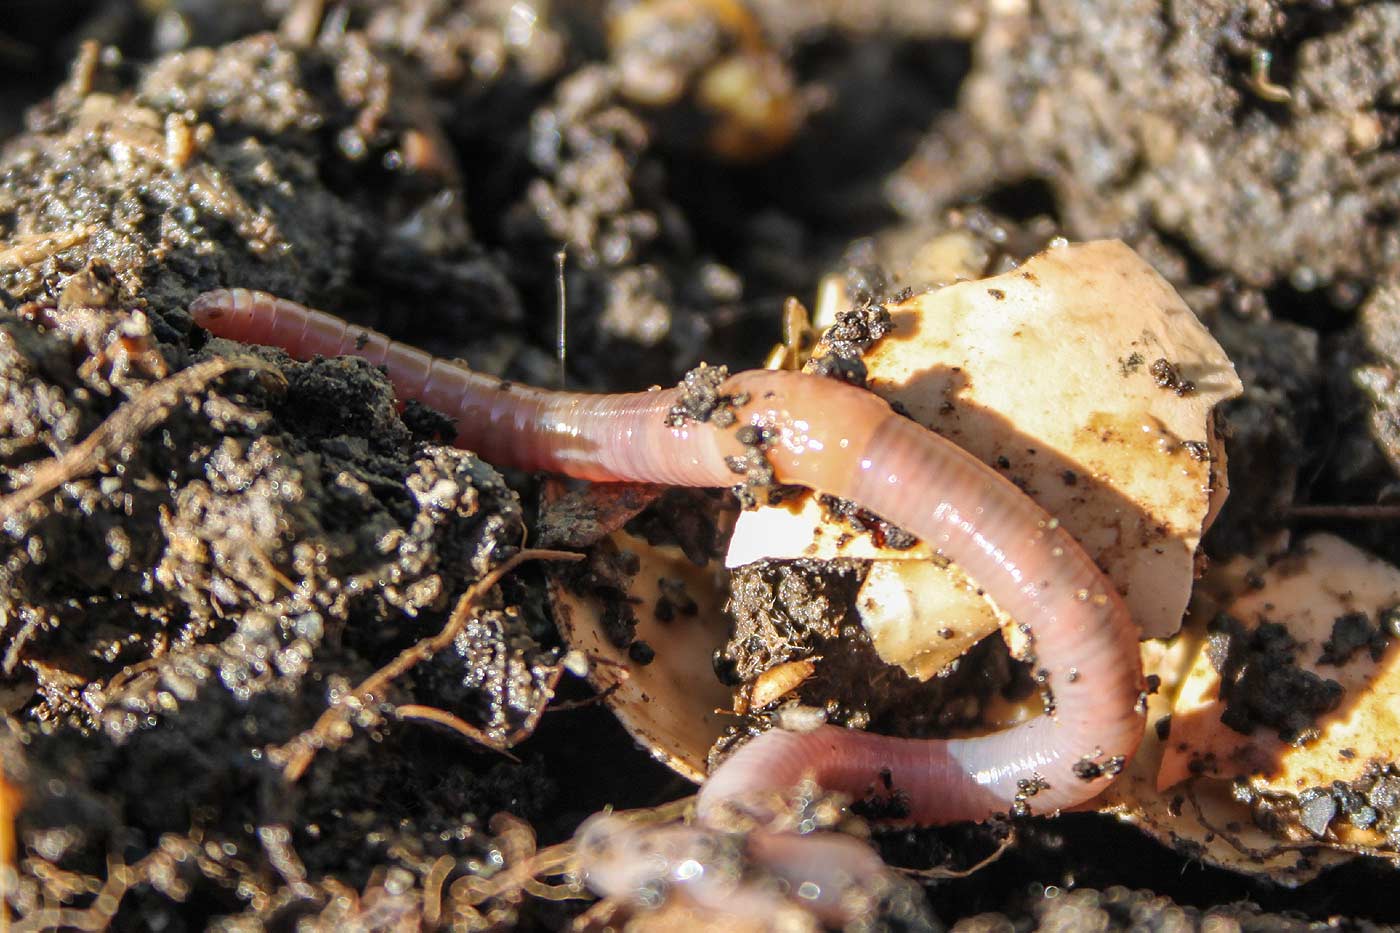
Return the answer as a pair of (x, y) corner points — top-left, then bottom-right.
(3, 1), (1400, 930)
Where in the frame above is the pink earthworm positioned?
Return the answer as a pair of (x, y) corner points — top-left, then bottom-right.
(574, 812), (899, 925)
(189, 287), (1145, 824)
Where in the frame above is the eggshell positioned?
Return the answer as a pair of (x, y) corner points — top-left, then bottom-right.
(728, 240), (1243, 681)
(1159, 534), (1400, 807)
(550, 531), (733, 782)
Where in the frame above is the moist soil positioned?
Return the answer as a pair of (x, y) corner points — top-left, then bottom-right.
(2, 2), (1400, 930)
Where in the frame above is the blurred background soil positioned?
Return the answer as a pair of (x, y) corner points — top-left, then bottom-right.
(3, 1), (1400, 929)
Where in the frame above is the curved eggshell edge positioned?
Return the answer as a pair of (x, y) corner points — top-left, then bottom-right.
(549, 531), (733, 783)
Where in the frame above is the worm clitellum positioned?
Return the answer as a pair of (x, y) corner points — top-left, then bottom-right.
(190, 288), (1145, 824)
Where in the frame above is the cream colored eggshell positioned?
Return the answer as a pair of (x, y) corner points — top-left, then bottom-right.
(550, 531), (732, 782)
(728, 241), (1242, 683)
(1158, 534), (1400, 801)
(1090, 627), (1352, 883)
(726, 494), (939, 567)
(854, 560), (1001, 681)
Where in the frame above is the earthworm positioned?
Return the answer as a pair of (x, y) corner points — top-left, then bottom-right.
(574, 812), (897, 925)
(190, 287), (1145, 822)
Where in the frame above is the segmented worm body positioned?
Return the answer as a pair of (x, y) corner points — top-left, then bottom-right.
(191, 288), (1144, 855)
(574, 812), (902, 925)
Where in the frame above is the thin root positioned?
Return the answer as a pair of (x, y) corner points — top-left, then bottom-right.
(10, 851), (156, 933)
(421, 854), (455, 929)
(274, 548), (583, 782)
(393, 705), (522, 763)
(99, 658), (162, 703)
(451, 840), (581, 909)
(0, 228), (91, 274)
(0, 357), (271, 527)
(897, 827), (1016, 879)
(1182, 782), (1377, 860)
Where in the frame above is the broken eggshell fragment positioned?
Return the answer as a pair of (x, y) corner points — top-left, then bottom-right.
(1157, 533), (1400, 850)
(549, 529), (732, 783)
(728, 239), (1243, 681)
(1092, 629), (1354, 885)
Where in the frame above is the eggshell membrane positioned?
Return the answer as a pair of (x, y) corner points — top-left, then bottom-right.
(1158, 534), (1400, 805)
(1091, 634), (1352, 884)
(549, 531), (733, 783)
(727, 239), (1243, 679)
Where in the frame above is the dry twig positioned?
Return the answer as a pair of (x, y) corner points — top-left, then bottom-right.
(897, 828), (1016, 880)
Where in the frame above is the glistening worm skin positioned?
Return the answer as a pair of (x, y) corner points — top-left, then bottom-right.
(190, 288), (1145, 823)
